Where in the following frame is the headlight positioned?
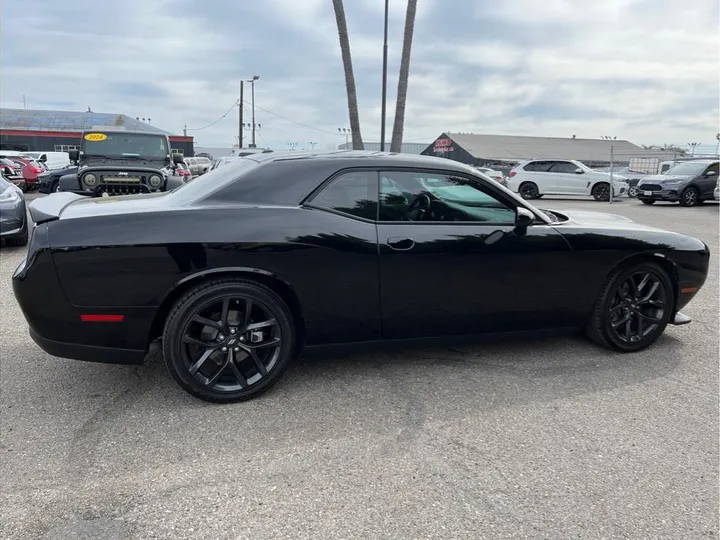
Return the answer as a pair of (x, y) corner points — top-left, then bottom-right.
(0, 186), (21, 203)
(83, 173), (97, 186)
(149, 174), (163, 188)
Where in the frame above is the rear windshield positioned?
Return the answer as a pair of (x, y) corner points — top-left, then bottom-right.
(167, 158), (260, 204)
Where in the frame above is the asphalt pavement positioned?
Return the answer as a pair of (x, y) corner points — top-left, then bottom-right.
(1, 195), (718, 539)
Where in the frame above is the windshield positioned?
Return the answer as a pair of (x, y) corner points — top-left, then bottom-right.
(666, 161), (712, 176)
(81, 132), (169, 158)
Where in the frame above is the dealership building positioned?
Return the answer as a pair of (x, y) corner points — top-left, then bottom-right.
(421, 132), (672, 169)
(0, 108), (194, 156)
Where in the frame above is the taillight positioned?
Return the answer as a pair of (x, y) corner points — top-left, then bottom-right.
(495, 176), (502, 182)
(509, 171), (517, 178)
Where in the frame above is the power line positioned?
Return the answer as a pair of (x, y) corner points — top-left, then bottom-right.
(242, 100), (340, 136)
(185, 101), (239, 131)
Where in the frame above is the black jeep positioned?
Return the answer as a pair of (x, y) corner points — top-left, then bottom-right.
(59, 130), (183, 197)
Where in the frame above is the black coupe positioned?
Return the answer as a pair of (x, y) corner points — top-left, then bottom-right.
(13, 152), (710, 403)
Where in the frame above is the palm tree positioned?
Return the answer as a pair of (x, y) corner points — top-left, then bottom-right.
(332, 0), (364, 150)
(389, 0), (418, 153)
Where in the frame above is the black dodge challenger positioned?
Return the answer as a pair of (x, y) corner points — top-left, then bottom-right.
(13, 152), (710, 403)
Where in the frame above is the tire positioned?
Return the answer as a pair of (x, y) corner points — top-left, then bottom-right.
(163, 279), (296, 403)
(518, 182), (539, 199)
(628, 186), (638, 198)
(640, 199), (655, 205)
(586, 262), (673, 352)
(592, 182), (611, 201)
(679, 187), (699, 207)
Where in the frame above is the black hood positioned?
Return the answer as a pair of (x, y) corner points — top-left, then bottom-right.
(81, 156), (167, 169)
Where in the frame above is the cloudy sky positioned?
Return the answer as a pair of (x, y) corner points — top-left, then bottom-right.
(1, 0), (718, 152)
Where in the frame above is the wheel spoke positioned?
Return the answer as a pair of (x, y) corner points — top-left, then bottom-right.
(247, 319), (277, 331)
(635, 312), (644, 338)
(624, 318), (632, 340)
(183, 334), (213, 349)
(638, 281), (660, 303)
(239, 344), (267, 376)
(206, 351), (231, 385)
(640, 299), (665, 308)
(241, 299), (253, 331)
(189, 348), (216, 375)
(192, 315), (221, 329)
(219, 298), (231, 327)
(612, 314), (631, 328)
(610, 304), (623, 315)
(636, 273), (650, 294)
(226, 349), (248, 388)
(638, 312), (662, 323)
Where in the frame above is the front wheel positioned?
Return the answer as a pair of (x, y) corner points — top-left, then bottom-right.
(628, 186), (638, 198)
(592, 182), (610, 201)
(679, 187), (699, 207)
(163, 279), (296, 403)
(586, 263), (673, 352)
(640, 199), (655, 205)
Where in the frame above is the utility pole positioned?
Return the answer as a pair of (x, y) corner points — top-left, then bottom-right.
(23, 94), (26, 110)
(183, 124), (187, 137)
(247, 75), (260, 148)
(238, 81), (244, 149)
(309, 141), (318, 151)
(379, 0), (389, 151)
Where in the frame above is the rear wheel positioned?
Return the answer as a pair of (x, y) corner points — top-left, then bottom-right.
(163, 279), (296, 403)
(518, 182), (539, 199)
(592, 182), (611, 201)
(679, 187), (699, 207)
(628, 185), (638, 198)
(586, 262), (673, 352)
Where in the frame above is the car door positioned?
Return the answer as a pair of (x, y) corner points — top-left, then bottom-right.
(697, 162), (719, 199)
(522, 160), (557, 193)
(548, 160), (587, 195)
(376, 169), (576, 339)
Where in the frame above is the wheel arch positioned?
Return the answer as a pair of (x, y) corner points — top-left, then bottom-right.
(148, 267), (306, 351)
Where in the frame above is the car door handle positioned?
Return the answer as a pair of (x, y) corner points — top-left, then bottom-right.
(387, 237), (415, 251)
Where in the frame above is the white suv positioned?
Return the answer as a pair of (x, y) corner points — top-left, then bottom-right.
(506, 159), (628, 201)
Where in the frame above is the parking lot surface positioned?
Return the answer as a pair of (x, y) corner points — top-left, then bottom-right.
(1, 196), (718, 539)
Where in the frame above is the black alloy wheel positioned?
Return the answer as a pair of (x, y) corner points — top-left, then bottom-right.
(679, 187), (699, 207)
(587, 263), (673, 352)
(519, 182), (539, 199)
(592, 182), (611, 201)
(163, 279), (295, 403)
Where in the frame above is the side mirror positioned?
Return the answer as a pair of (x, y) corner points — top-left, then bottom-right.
(706, 170), (717, 176)
(514, 207), (535, 235)
(39, 155), (47, 162)
(68, 149), (79, 161)
(574, 168), (584, 174)
(172, 153), (184, 164)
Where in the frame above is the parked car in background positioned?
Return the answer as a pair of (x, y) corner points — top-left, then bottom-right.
(211, 156), (241, 170)
(636, 159), (719, 207)
(0, 172), (28, 246)
(13, 152), (710, 403)
(506, 159), (629, 201)
(184, 157), (200, 176)
(0, 158), (24, 189)
(714, 178), (719, 200)
(37, 165), (78, 194)
(195, 157), (212, 174)
(174, 162), (192, 181)
(603, 167), (649, 198)
(24, 151), (70, 171)
(13, 158), (45, 190)
(475, 167), (505, 184)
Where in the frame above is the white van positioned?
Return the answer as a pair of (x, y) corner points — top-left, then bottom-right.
(24, 151), (70, 171)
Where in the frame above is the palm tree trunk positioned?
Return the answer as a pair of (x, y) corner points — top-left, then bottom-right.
(390, 0), (418, 153)
(332, 0), (364, 150)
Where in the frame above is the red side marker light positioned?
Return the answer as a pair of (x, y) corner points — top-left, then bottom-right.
(680, 287), (698, 294)
(80, 314), (125, 322)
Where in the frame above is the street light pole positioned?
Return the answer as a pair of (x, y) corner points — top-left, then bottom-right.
(338, 127), (350, 148)
(247, 75), (260, 148)
(238, 81), (244, 149)
(380, 0), (389, 152)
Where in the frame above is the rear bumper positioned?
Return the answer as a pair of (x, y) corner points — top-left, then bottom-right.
(30, 327), (146, 365)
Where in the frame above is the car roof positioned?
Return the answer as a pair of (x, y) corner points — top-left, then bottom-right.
(245, 150), (477, 171)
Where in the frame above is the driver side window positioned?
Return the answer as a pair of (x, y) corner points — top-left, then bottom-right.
(379, 171), (516, 223)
